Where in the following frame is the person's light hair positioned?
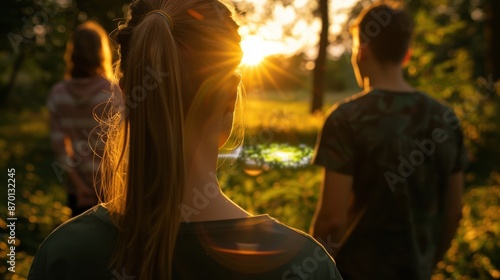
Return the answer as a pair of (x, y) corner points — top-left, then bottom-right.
(100, 1), (243, 279)
(64, 21), (113, 80)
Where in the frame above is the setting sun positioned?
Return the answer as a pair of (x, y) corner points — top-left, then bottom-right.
(241, 36), (280, 66)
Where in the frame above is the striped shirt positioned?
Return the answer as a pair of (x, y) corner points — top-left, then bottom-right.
(47, 76), (116, 200)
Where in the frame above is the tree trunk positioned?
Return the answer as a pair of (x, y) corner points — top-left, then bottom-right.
(311, 0), (329, 114)
(487, 0), (500, 82)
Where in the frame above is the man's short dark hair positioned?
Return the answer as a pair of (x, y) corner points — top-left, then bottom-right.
(352, 3), (414, 64)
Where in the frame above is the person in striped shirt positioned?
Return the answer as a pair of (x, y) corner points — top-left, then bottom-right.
(47, 21), (117, 216)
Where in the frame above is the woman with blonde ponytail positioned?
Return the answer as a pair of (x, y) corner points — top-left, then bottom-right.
(29, 1), (342, 279)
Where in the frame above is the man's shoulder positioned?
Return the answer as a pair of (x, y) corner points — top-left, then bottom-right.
(414, 92), (462, 129)
(330, 88), (396, 113)
(332, 90), (372, 110)
(328, 89), (454, 116)
(416, 90), (454, 109)
(323, 90), (377, 125)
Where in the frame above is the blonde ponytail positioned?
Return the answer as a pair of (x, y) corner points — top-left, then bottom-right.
(110, 13), (184, 280)
(101, 1), (243, 279)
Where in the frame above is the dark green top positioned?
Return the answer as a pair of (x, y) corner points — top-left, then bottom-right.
(29, 205), (342, 280)
(314, 89), (467, 280)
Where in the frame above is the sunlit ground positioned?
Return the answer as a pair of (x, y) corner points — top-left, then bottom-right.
(238, 143), (313, 176)
(234, 89), (351, 173)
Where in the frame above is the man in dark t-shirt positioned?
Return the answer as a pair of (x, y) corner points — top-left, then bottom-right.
(310, 3), (467, 280)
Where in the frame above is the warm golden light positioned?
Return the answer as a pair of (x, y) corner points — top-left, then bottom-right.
(241, 36), (278, 66)
(236, 0), (360, 63)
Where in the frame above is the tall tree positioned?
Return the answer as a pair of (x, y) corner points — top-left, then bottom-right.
(310, 0), (329, 114)
(487, 0), (500, 82)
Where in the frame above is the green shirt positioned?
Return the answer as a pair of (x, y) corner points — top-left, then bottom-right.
(29, 205), (342, 280)
(314, 89), (467, 280)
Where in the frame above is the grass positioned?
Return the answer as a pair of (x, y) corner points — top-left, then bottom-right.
(243, 89), (354, 145)
(0, 89), (499, 279)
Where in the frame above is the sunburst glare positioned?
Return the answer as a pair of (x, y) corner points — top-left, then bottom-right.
(241, 36), (280, 66)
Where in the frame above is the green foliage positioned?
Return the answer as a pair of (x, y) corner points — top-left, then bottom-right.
(0, 108), (71, 279)
(219, 165), (322, 231)
(240, 143), (313, 169)
(325, 57), (359, 92)
(433, 186), (500, 279)
(405, 0), (500, 180)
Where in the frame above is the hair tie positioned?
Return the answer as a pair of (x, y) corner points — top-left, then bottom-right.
(147, 10), (174, 31)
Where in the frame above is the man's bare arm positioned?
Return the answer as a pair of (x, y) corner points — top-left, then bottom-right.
(310, 169), (353, 256)
(434, 172), (464, 266)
